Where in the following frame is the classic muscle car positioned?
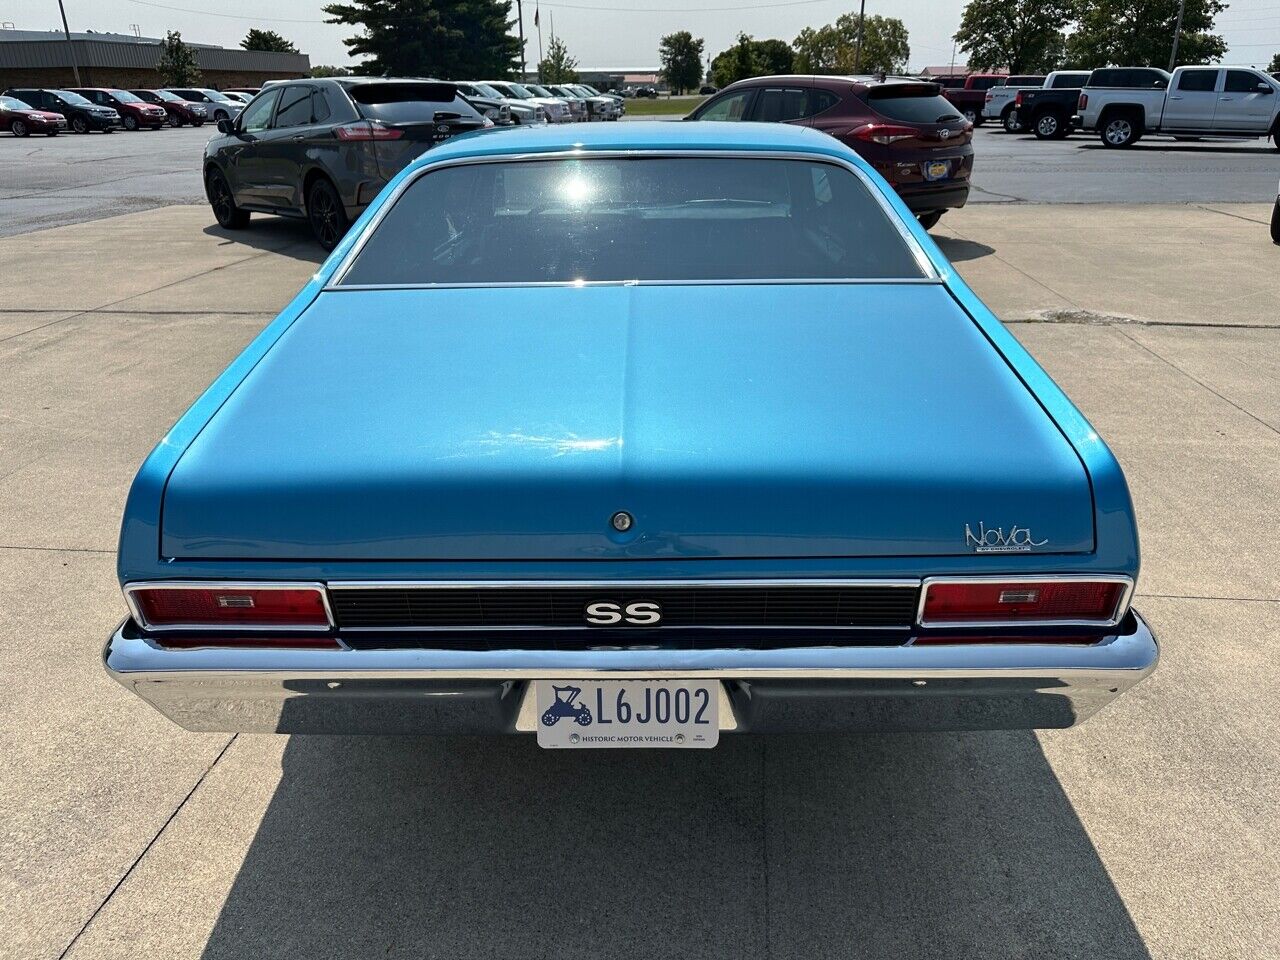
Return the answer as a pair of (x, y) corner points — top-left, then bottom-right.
(105, 122), (1157, 747)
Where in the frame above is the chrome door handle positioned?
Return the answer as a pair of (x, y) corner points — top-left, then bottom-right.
(1168, 95), (1183, 100)
(291, 134), (304, 141)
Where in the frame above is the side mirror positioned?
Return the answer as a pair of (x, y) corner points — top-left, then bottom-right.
(1258, 83), (1274, 93)
(216, 118), (233, 134)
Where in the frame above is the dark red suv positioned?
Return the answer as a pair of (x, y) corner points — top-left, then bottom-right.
(68, 88), (168, 131)
(687, 75), (973, 229)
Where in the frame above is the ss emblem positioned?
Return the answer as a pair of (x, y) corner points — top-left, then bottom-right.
(584, 600), (662, 626)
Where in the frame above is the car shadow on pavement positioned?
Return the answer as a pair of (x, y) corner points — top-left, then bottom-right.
(199, 732), (1151, 960)
(202, 220), (326, 266)
(932, 235), (996, 263)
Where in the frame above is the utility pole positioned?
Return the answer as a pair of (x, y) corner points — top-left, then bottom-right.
(1169, 0), (1187, 71)
(56, 0), (82, 86)
(516, 0), (526, 77)
(853, 0), (866, 73)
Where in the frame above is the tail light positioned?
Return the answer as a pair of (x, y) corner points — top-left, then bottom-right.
(918, 577), (1131, 627)
(1078, 93), (1088, 109)
(1014, 91), (1024, 107)
(334, 120), (403, 141)
(984, 92), (994, 102)
(848, 123), (918, 144)
(126, 583), (332, 630)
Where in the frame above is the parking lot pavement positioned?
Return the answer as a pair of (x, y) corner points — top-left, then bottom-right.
(1, 202), (1277, 960)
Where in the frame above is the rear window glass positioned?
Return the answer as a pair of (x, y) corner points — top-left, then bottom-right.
(1051, 73), (1091, 87)
(1006, 76), (1045, 86)
(968, 76), (1004, 90)
(1089, 69), (1169, 88)
(864, 86), (962, 123)
(351, 83), (479, 122)
(339, 156), (924, 285)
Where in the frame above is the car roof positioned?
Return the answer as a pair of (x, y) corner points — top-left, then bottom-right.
(723, 73), (938, 92)
(402, 119), (851, 174)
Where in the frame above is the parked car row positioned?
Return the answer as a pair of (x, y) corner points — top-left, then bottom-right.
(980, 65), (1280, 148)
(0, 86), (244, 135)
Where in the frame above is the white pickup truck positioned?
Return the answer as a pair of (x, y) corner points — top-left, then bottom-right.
(984, 71), (1091, 132)
(1077, 65), (1280, 148)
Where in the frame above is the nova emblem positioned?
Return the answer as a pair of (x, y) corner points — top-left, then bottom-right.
(585, 601), (662, 626)
(965, 522), (1048, 553)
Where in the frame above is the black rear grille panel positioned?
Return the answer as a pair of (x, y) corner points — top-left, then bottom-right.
(329, 584), (920, 631)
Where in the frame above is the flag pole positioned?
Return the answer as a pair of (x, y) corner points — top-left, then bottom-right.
(536, 3), (543, 74)
(516, 0), (526, 77)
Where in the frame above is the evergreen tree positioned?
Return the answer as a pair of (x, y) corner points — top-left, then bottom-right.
(324, 0), (522, 78)
(241, 29), (300, 53)
(538, 36), (579, 83)
(156, 30), (201, 87)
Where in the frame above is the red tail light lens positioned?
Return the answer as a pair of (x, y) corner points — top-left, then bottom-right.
(128, 585), (331, 629)
(848, 123), (918, 144)
(1078, 93), (1088, 109)
(334, 120), (403, 141)
(1014, 91), (1024, 106)
(919, 579), (1130, 626)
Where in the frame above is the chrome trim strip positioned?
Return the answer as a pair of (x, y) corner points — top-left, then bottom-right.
(327, 278), (946, 292)
(328, 578), (921, 633)
(915, 575), (1135, 629)
(325, 148), (939, 287)
(123, 580), (336, 633)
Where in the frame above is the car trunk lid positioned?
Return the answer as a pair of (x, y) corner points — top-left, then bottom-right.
(160, 283), (1095, 561)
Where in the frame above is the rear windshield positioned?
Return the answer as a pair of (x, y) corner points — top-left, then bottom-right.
(1006, 76), (1045, 86)
(1050, 73), (1091, 87)
(339, 156), (924, 286)
(864, 86), (962, 124)
(352, 83), (479, 122)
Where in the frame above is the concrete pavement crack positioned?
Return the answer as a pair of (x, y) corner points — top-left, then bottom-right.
(56, 735), (238, 960)
(1114, 326), (1280, 439)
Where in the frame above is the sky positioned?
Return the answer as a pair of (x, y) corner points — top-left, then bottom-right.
(10, 0), (1280, 72)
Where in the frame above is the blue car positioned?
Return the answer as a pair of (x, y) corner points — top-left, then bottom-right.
(104, 122), (1157, 745)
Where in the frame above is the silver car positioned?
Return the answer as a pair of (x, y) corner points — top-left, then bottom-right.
(164, 88), (244, 123)
(455, 81), (546, 124)
(484, 80), (572, 123)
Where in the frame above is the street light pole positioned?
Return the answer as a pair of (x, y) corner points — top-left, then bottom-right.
(853, 0), (866, 73)
(56, 0), (82, 86)
(1169, 0), (1186, 72)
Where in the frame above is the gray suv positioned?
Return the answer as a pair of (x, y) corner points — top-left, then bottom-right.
(203, 79), (488, 249)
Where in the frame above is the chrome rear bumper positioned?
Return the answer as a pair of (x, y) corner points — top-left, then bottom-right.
(103, 613), (1158, 735)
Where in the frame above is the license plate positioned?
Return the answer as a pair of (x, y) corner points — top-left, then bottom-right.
(923, 160), (951, 181)
(535, 679), (719, 749)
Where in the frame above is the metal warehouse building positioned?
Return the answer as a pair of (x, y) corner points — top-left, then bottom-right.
(0, 30), (309, 90)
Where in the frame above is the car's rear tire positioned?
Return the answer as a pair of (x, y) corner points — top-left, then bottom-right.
(307, 177), (349, 251)
(1100, 113), (1140, 148)
(46, 129), (58, 137)
(962, 108), (978, 124)
(168, 113), (182, 127)
(71, 115), (88, 134)
(1002, 108), (1021, 133)
(206, 168), (250, 230)
(103, 127), (114, 134)
(10, 118), (28, 137)
(1033, 110), (1067, 139)
(214, 109), (229, 122)
(916, 210), (944, 231)
(122, 114), (138, 131)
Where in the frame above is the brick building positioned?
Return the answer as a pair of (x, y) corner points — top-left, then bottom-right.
(0, 29), (309, 91)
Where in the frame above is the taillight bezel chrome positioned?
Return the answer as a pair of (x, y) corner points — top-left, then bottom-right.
(916, 575), (1135, 629)
(123, 581), (335, 632)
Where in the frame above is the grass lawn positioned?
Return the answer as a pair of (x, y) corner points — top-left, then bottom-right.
(625, 96), (707, 117)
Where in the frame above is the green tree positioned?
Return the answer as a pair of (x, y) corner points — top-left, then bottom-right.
(658, 30), (704, 94)
(709, 33), (793, 88)
(156, 30), (201, 86)
(538, 36), (579, 83)
(323, 0), (521, 79)
(310, 64), (354, 77)
(953, 0), (1071, 72)
(241, 29), (299, 53)
(793, 14), (909, 75)
(1269, 53), (1280, 73)
(1067, 0), (1226, 69)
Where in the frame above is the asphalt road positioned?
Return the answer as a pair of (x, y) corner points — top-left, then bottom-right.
(1, 123), (1278, 237)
